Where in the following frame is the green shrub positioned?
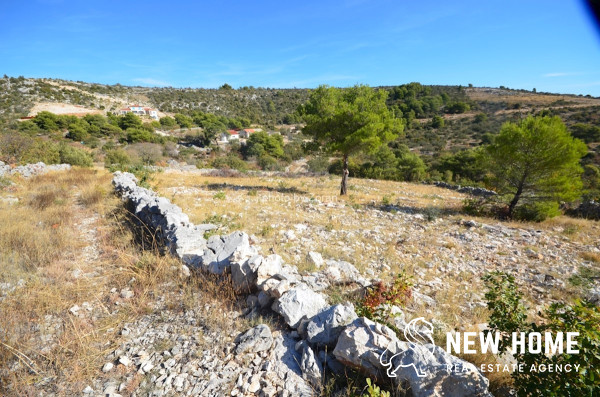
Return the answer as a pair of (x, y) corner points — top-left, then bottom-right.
(513, 201), (560, 222)
(307, 156), (330, 173)
(125, 128), (154, 143)
(59, 145), (93, 167)
(66, 124), (89, 141)
(211, 154), (248, 171)
(258, 154), (280, 170)
(365, 378), (390, 397)
(104, 149), (131, 168)
(21, 140), (60, 164)
(484, 271), (600, 396)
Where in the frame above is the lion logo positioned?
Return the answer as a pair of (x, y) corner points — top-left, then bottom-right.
(379, 317), (436, 378)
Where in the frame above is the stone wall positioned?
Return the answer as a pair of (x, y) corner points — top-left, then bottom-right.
(113, 171), (492, 396)
(0, 161), (71, 178)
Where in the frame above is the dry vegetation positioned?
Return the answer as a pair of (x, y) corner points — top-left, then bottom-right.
(1, 168), (598, 395)
(0, 169), (252, 396)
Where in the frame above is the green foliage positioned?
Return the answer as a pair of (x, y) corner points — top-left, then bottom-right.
(159, 116), (177, 128)
(484, 271), (600, 396)
(66, 124), (89, 141)
(283, 141), (304, 161)
(244, 131), (284, 159)
(301, 85), (404, 159)
(328, 145), (427, 182)
(434, 148), (487, 184)
(431, 115), (445, 128)
(210, 154), (248, 171)
(307, 156), (330, 173)
(118, 112), (143, 130)
(484, 116), (588, 219)
(258, 154), (280, 171)
(33, 111), (59, 131)
(482, 272), (528, 352)
(570, 123), (600, 143)
(513, 201), (561, 222)
(58, 144), (93, 167)
(213, 191), (226, 200)
(364, 378), (390, 397)
(21, 139), (61, 164)
(104, 149), (131, 168)
(124, 128), (164, 144)
(174, 113), (194, 129)
(445, 102), (471, 114)
(582, 164), (600, 201)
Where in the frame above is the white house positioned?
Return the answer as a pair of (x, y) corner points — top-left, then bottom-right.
(218, 130), (240, 143)
(117, 105), (159, 120)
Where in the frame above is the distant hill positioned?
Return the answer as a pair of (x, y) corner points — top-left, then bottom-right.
(1, 75), (599, 165)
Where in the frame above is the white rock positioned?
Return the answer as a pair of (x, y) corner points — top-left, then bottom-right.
(306, 251), (324, 268)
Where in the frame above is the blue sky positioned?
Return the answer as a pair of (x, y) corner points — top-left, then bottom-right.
(1, 0), (599, 95)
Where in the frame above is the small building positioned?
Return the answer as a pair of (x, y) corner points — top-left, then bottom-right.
(219, 130), (240, 143)
(239, 128), (255, 139)
(117, 105), (159, 120)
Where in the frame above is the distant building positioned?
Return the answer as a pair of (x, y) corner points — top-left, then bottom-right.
(239, 128), (262, 138)
(219, 130), (240, 143)
(117, 105), (158, 120)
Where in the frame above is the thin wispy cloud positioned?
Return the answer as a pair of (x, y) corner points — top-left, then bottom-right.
(132, 78), (171, 87)
(543, 72), (579, 78)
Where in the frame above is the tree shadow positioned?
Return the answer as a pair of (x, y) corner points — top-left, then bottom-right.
(203, 183), (308, 195)
(368, 203), (463, 218)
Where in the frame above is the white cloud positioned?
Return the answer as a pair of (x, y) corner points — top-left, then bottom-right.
(543, 72), (577, 78)
(132, 78), (171, 87)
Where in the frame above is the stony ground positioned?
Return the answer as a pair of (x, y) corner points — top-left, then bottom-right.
(152, 170), (600, 328)
(1, 167), (599, 396)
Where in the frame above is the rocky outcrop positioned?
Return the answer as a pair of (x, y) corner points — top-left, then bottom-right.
(333, 317), (492, 397)
(112, 171), (494, 397)
(0, 161), (71, 178)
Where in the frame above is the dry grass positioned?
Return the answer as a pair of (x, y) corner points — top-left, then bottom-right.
(465, 88), (600, 106)
(150, 171), (465, 271)
(581, 251), (600, 263)
(0, 168), (249, 395)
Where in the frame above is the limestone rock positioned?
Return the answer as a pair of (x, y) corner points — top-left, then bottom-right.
(332, 317), (399, 379)
(306, 251), (324, 268)
(272, 284), (328, 329)
(235, 324), (273, 354)
(299, 343), (323, 391)
(304, 303), (358, 347)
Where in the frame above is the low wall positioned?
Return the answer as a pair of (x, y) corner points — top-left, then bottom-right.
(0, 161), (71, 178)
(112, 171), (492, 397)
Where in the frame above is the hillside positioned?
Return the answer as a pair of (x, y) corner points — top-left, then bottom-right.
(2, 76), (599, 151)
(1, 166), (598, 396)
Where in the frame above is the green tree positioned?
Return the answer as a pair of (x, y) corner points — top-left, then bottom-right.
(174, 113), (194, 129)
(485, 116), (587, 219)
(33, 111), (59, 131)
(431, 115), (445, 128)
(301, 85), (404, 195)
(159, 116), (177, 129)
(118, 113), (143, 130)
(244, 131), (284, 159)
